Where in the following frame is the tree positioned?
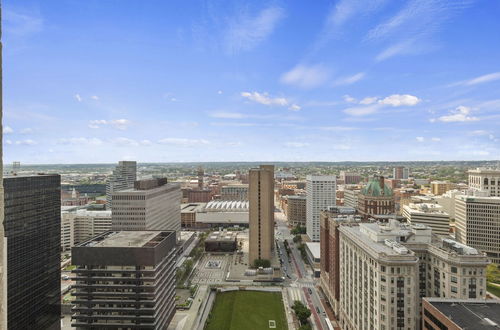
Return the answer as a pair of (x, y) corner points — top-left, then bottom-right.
(293, 234), (302, 243)
(298, 325), (312, 330)
(253, 259), (271, 268)
(292, 300), (311, 325)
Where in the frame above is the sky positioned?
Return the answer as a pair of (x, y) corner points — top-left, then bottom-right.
(3, 0), (500, 164)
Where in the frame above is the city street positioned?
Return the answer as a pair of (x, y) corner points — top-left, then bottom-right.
(274, 210), (328, 330)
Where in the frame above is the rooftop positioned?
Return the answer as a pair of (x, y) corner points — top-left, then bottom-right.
(206, 200), (249, 211)
(404, 203), (448, 215)
(305, 242), (320, 259)
(81, 231), (170, 248)
(206, 231), (238, 242)
(425, 298), (500, 329)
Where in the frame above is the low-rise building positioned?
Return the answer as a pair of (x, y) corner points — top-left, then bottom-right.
(402, 203), (450, 236)
(343, 188), (360, 209)
(431, 181), (456, 196)
(220, 184), (248, 201)
(204, 231), (238, 252)
(71, 231), (177, 329)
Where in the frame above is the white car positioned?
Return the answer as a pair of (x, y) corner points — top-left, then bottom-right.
(62, 275), (70, 280)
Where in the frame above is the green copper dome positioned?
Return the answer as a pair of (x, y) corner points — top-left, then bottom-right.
(361, 178), (393, 197)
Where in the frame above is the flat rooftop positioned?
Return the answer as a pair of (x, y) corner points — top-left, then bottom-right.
(81, 231), (167, 248)
(426, 299), (500, 329)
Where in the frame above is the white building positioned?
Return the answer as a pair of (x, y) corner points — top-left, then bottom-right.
(434, 189), (463, 219)
(306, 175), (336, 242)
(61, 208), (112, 251)
(106, 161), (137, 208)
(111, 179), (181, 239)
(402, 203), (450, 236)
(337, 221), (488, 330)
(468, 168), (500, 197)
(455, 194), (500, 263)
(343, 189), (360, 209)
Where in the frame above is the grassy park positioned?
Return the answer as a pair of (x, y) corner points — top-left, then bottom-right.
(205, 290), (288, 330)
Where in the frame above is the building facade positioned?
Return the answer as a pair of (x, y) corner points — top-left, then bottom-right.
(111, 178), (181, 238)
(468, 168), (500, 197)
(339, 171), (362, 184)
(220, 184), (249, 201)
(431, 181), (455, 196)
(61, 209), (113, 251)
(402, 203), (450, 236)
(105, 160), (137, 208)
(455, 194), (500, 263)
(358, 176), (395, 219)
(249, 165), (275, 265)
(71, 231), (176, 329)
(321, 219), (488, 330)
(286, 195), (306, 226)
(343, 188), (360, 209)
(393, 166), (410, 180)
(4, 175), (61, 330)
(306, 175), (336, 242)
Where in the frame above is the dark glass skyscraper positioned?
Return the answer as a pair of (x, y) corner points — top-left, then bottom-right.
(3, 174), (61, 330)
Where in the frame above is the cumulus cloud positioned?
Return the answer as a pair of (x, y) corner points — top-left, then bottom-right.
(343, 104), (381, 116)
(416, 136), (425, 142)
(378, 94), (421, 106)
(112, 137), (139, 146)
(4, 126), (14, 134)
(58, 137), (103, 145)
(240, 91), (300, 110)
(359, 97), (378, 105)
(5, 139), (12, 145)
(91, 95), (99, 100)
(280, 64), (329, 89)
(225, 6), (285, 54)
(15, 139), (37, 145)
(74, 94), (82, 102)
(158, 138), (209, 147)
(431, 137), (441, 142)
(343, 95), (357, 103)
(88, 119), (131, 130)
(288, 104), (301, 111)
(432, 106), (479, 123)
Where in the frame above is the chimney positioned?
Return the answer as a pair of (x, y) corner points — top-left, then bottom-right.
(379, 176), (385, 195)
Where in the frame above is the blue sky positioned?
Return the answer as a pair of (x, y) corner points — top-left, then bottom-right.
(3, 0), (500, 163)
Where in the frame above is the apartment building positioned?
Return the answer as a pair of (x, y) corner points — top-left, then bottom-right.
(343, 188), (360, 209)
(455, 194), (500, 263)
(321, 219), (488, 330)
(339, 171), (362, 184)
(111, 178), (181, 239)
(306, 175), (336, 242)
(286, 195), (306, 226)
(468, 168), (500, 197)
(393, 166), (410, 180)
(402, 203), (450, 236)
(71, 231), (176, 329)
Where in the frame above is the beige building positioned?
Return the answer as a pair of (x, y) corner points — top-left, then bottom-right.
(455, 194), (500, 263)
(335, 221), (488, 330)
(431, 181), (455, 196)
(402, 203), (450, 236)
(468, 168), (500, 197)
(111, 178), (181, 239)
(343, 188), (360, 209)
(61, 208), (112, 251)
(249, 165), (275, 265)
(286, 195), (306, 226)
(220, 184), (248, 200)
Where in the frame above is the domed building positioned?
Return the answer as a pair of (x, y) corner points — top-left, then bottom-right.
(358, 176), (395, 219)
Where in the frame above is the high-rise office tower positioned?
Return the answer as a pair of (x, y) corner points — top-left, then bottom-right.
(468, 168), (500, 197)
(111, 178), (181, 238)
(393, 166), (410, 180)
(4, 174), (61, 330)
(455, 194), (500, 263)
(339, 171), (361, 184)
(71, 231), (177, 329)
(248, 165), (275, 265)
(0, 8), (6, 328)
(197, 166), (204, 189)
(105, 160), (137, 208)
(306, 175), (336, 242)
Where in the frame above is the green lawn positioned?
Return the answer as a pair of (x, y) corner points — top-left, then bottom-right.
(205, 291), (288, 330)
(487, 283), (500, 298)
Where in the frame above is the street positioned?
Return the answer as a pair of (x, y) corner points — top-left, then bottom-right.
(274, 210), (328, 330)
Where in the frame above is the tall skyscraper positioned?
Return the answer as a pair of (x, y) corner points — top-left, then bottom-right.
(306, 175), (336, 242)
(111, 178), (181, 238)
(106, 160), (137, 208)
(0, 7), (6, 327)
(468, 168), (500, 197)
(71, 231), (177, 329)
(393, 166), (410, 180)
(4, 174), (61, 329)
(197, 166), (204, 189)
(455, 194), (500, 263)
(248, 165), (275, 265)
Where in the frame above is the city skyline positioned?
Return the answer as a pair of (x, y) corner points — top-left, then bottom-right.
(4, 0), (500, 163)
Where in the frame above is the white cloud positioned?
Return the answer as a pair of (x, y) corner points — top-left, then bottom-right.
(431, 137), (441, 142)
(112, 137), (139, 146)
(91, 95), (99, 100)
(458, 72), (500, 86)
(58, 137), (103, 145)
(74, 94), (82, 102)
(284, 142), (309, 148)
(280, 64), (329, 89)
(225, 6), (284, 54)
(378, 94), (421, 106)
(140, 140), (153, 146)
(210, 112), (247, 119)
(241, 91), (287, 106)
(343, 104), (381, 116)
(333, 144), (351, 150)
(359, 97), (378, 105)
(375, 39), (418, 62)
(343, 95), (357, 103)
(88, 119), (131, 130)
(433, 106), (479, 123)
(5, 139), (12, 145)
(4, 10), (43, 37)
(217, 90), (223, 95)
(334, 72), (365, 86)
(158, 138), (209, 147)
(288, 104), (301, 111)
(15, 139), (37, 145)
(20, 128), (33, 134)
(416, 136), (425, 142)
(4, 126), (14, 134)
